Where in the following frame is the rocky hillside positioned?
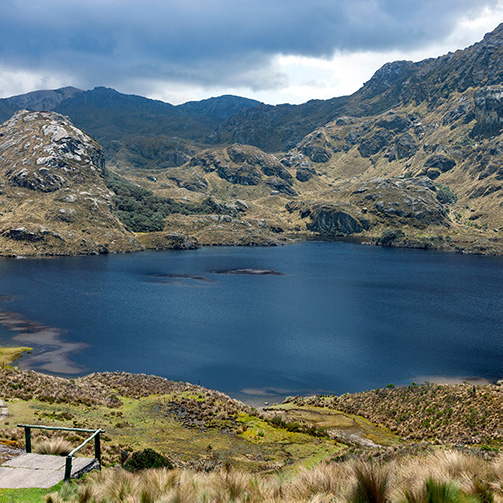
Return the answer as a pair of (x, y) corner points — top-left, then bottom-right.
(0, 110), (141, 256)
(124, 24), (501, 253)
(215, 23), (503, 151)
(0, 25), (502, 255)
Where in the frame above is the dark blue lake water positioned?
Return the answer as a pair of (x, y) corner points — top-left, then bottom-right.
(0, 242), (501, 403)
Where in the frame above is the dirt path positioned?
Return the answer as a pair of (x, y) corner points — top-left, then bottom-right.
(0, 400), (7, 421)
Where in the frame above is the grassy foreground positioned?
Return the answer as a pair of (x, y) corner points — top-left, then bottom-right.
(0, 368), (501, 502)
(44, 450), (503, 502)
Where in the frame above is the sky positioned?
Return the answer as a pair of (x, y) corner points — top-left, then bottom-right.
(0, 0), (502, 105)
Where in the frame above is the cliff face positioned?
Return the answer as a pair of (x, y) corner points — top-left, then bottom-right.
(0, 110), (141, 256)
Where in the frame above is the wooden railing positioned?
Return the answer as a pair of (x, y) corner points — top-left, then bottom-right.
(18, 424), (105, 482)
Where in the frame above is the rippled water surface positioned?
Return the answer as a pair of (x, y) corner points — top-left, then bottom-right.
(0, 242), (501, 402)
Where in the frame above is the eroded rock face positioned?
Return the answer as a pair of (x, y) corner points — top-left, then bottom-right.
(307, 206), (369, 235)
(472, 85), (503, 137)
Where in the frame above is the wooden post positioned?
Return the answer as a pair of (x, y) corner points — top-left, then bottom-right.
(64, 456), (73, 482)
(94, 431), (101, 466)
(24, 426), (31, 453)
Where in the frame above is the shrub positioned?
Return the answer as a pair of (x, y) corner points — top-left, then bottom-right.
(377, 229), (404, 247)
(103, 169), (233, 232)
(123, 448), (173, 472)
(436, 183), (458, 204)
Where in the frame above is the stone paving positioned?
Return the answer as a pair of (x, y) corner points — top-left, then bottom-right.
(0, 453), (97, 488)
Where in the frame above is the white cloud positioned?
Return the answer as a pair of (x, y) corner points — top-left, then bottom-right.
(0, 66), (75, 97)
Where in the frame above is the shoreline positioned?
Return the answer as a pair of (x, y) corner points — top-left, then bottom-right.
(1, 228), (503, 259)
(0, 309), (87, 375)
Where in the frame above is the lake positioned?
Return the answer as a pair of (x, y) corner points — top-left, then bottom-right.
(0, 241), (501, 404)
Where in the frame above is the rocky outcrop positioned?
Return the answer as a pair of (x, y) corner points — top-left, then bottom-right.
(358, 130), (394, 157)
(0, 111), (141, 256)
(287, 176), (450, 237)
(295, 167), (316, 182)
(377, 115), (412, 132)
(306, 205), (369, 235)
(266, 176), (297, 196)
(424, 155), (456, 172)
(349, 177), (448, 227)
(1, 111), (105, 193)
(190, 144), (296, 193)
(471, 85), (503, 137)
(297, 130), (335, 163)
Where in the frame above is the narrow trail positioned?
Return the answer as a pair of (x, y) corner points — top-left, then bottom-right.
(0, 400), (7, 421)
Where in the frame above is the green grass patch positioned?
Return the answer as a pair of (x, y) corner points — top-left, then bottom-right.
(0, 482), (63, 503)
(269, 403), (399, 446)
(4, 396), (344, 472)
(0, 347), (32, 366)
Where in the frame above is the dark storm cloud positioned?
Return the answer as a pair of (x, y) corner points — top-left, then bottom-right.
(0, 0), (499, 91)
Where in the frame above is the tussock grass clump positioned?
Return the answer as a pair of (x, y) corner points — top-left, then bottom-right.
(349, 462), (391, 503)
(45, 450), (503, 502)
(33, 436), (73, 456)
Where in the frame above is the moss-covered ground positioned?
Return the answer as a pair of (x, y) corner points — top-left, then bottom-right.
(2, 393), (346, 473)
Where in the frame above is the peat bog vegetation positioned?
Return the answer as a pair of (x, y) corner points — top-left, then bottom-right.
(0, 21), (502, 503)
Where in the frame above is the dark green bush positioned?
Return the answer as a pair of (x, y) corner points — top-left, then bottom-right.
(123, 448), (173, 472)
(377, 229), (404, 247)
(103, 169), (232, 232)
(435, 183), (458, 204)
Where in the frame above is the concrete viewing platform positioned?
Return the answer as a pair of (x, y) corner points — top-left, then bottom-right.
(0, 453), (98, 488)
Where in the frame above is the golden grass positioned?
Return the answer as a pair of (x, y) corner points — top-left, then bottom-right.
(33, 437), (73, 456)
(44, 450), (503, 502)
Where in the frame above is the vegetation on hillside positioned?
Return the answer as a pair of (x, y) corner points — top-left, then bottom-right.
(291, 383), (503, 445)
(103, 169), (232, 232)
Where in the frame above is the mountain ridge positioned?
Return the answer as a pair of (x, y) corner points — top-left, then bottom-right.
(0, 24), (502, 256)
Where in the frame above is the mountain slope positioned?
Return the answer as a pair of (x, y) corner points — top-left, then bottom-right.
(0, 25), (502, 255)
(216, 23), (503, 152)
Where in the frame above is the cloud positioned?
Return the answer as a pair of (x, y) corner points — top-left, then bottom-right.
(0, 0), (501, 101)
